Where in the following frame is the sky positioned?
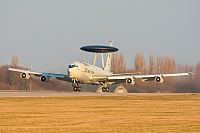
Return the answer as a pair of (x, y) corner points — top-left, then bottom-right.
(0, 0), (200, 73)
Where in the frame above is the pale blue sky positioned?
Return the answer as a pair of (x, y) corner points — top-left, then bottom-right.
(0, 0), (200, 72)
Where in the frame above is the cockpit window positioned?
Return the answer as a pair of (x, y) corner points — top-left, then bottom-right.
(68, 64), (78, 68)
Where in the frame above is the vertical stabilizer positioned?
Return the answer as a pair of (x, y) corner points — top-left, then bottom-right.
(104, 41), (113, 72)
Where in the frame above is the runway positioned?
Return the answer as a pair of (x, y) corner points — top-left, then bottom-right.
(0, 91), (198, 98)
(0, 91), (127, 97)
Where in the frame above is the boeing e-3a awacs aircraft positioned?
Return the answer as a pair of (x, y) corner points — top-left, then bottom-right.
(8, 41), (193, 92)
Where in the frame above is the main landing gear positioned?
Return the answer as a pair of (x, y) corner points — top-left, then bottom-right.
(102, 87), (109, 92)
(100, 82), (109, 92)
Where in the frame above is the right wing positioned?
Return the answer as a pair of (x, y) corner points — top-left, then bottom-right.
(8, 68), (41, 75)
(8, 68), (71, 82)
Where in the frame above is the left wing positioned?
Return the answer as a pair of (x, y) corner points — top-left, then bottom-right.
(91, 72), (194, 85)
(8, 68), (71, 82)
(133, 72), (194, 83)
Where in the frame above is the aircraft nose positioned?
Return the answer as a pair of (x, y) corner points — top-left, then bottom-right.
(68, 68), (73, 77)
(68, 68), (71, 74)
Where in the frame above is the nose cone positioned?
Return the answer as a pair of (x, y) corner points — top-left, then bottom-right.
(68, 68), (71, 73)
(68, 68), (74, 78)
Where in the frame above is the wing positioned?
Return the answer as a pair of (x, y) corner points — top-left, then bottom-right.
(8, 68), (71, 82)
(8, 67), (41, 75)
(133, 72), (194, 82)
(133, 72), (194, 79)
(91, 72), (194, 85)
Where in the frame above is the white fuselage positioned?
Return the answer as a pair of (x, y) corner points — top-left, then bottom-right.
(68, 61), (112, 84)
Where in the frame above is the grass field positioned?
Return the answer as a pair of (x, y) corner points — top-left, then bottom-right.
(0, 95), (200, 133)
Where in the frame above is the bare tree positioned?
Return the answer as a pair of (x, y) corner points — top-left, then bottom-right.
(195, 61), (200, 90)
(134, 53), (147, 74)
(11, 55), (18, 67)
(149, 53), (157, 74)
(112, 53), (127, 73)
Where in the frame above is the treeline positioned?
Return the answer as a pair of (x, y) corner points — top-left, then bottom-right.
(0, 55), (71, 91)
(112, 53), (199, 93)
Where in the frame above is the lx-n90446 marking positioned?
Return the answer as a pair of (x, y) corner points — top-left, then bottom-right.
(8, 41), (194, 92)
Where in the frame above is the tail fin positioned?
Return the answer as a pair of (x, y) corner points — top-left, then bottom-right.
(104, 41), (113, 72)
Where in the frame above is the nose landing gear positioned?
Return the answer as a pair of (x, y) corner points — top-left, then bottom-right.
(73, 87), (81, 92)
(72, 79), (81, 92)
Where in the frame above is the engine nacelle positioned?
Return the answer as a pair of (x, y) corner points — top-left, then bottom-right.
(40, 76), (50, 83)
(126, 76), (135, 85)
(155, 76), (164, 83)
(20, 73), (30, 79)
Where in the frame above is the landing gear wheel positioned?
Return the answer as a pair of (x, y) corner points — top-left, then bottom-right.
(102, 87), (106, 92)
(77, 87), (81, 92)
(102, 87), (109, 92)
(106, 87), (110, 92)
(73, 87), (78, 91)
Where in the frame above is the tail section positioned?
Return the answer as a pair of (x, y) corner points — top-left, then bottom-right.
(104, 41), (113, 72)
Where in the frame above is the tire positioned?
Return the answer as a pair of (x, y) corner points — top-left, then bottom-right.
(102, 87), (106, 92)
(74, 87), (78, 91)
(78, 87), (81, 92)
(106, 87), (109, 92)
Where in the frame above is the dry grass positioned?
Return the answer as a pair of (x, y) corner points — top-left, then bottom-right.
(0, 95), (200, 133)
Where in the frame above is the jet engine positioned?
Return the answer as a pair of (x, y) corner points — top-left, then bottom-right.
(40, 75), (50, 82)
(126, 76), (135, 85)
(20, 73), (30, 79)
(155, 76), (164, 83)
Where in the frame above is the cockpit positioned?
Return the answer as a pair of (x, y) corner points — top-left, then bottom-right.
(68, 64), (78, 68)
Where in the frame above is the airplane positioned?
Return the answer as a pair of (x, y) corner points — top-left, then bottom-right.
(8, 41), (194, 92)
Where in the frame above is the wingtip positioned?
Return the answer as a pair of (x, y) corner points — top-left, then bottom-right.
(188, 72), (195, 75)
(8, 67), (12, 70)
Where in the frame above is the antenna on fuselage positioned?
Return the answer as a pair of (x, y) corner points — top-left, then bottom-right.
(80, 41), (118, 69)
